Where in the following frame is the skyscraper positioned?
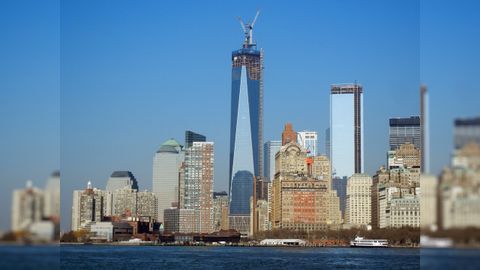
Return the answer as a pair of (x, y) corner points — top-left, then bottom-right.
(330, 83), (363, 178)
(263, 140), (281, 181)
(420, 85), (429, 173)
(185, 130), (206, 148)
(454, 117), (480, 150)
(346, 174), (372, 227)
(229, 12), (263, 234)
(297, 130), (318, 157)
(106, 171), (139, 192)
(152, 139), (184, 223)
(325, 128), (331, 159)
(183, 142), (214, 233)
(11, 181), (44, 231)
(389, 116), (421, 151)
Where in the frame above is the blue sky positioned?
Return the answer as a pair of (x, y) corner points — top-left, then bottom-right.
(0, 0), (479, 231)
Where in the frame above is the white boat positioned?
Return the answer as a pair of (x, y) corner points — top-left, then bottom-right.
(420, 236), (453, 248)
(350, 236), (388, 248)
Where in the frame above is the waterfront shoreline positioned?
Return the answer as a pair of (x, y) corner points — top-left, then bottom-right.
(59, 242), (419, 248)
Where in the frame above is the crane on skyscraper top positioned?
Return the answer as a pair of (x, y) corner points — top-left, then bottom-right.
(238, 10), (260, 47)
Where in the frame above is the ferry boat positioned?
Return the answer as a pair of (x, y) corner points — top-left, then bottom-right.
(350, 236), (388, 248)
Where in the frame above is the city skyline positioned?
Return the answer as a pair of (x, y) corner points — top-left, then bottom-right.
(1, 1), (480, 233)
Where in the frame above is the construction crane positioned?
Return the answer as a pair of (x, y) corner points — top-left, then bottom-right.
(238, 10), (260, 46)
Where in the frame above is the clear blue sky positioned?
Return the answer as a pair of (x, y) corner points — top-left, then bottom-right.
(0, 0), (479, 231)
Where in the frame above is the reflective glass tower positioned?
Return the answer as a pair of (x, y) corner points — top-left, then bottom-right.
(330, 84), (363, 179)
(229, 12), (263, 232)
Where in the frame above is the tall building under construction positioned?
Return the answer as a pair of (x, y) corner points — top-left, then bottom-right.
(229, 12), (264, 235)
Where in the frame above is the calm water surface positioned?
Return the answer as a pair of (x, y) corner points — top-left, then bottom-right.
(2, 245), (480, 269)
(61, 245), (419, 269)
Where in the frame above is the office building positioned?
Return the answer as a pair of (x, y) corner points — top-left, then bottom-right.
(325, 128), (330, 159)
(263, 140), (281, 181)
(328, 190), (342, 226)
(271, 141), (330, 231)
(311, 155), (331, 182)
(372, 164), (420, 229)
(389, 116), (421, 151)
(439, 142), (480, 229)
(106, 171), (139, 192)
(345, 174), (372, 227)
(213, 191), (229, 231)
(332, 177), (347, 219)
(297, 130), (318, 157)
(454, 117), (480, 150)
(389, 195), (420, 228)
(387, 143), (421, 170)
(152, 138), (184, 223)
(330, 83), (363, 178)
(229, 13), (263, 234)
(420, 174), (437, 230)
(185, 130), (206, 148)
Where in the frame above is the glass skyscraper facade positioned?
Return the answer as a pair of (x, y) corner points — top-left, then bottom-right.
(389, 116), (421, 151)
(185, 130), (206, 149)
(330, 84), (363, 179)
(263, 140), (281, 181)
(229, 20), (263, 222)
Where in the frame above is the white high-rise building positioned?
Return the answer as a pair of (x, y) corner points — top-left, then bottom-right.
(297, 131), (318, 157)
(71, 181), (110, 231)
(152, 139), (184, 223)
(346, 174), (372, 227)
(11, 181), (44, 231)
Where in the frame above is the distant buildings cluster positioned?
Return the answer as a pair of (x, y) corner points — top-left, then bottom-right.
(10, 171), (60, 241)
(421, 117), (480, 231)
(70, 171), (159, 242)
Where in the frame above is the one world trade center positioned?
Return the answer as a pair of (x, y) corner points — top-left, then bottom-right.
(229, 11), (263, 235)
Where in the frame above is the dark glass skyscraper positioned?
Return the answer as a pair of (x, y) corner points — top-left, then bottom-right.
(229, 13), (263, 232)
(454, 117), (480, 149)
(389, 116), (421, 151)
(185, 130), (206, 148)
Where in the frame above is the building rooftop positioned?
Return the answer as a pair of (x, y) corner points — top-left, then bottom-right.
(110, 171), (134, 178)
(455, 117), (480, 126)
(389, 116), (420, 126)
(156, 138), (183, 153)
